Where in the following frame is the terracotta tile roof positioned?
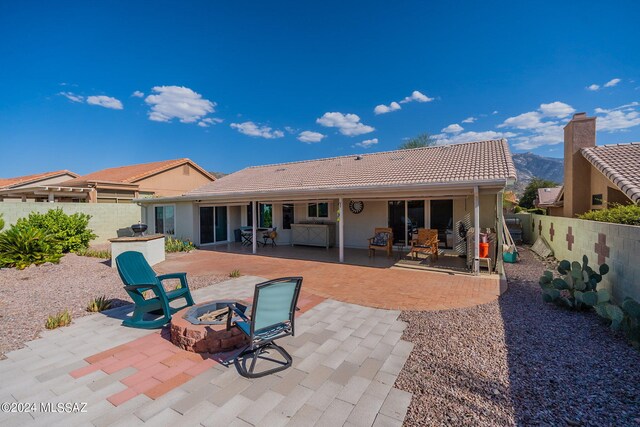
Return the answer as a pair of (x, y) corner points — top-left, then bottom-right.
(187, 139), (516, 198)
(0, 170), (78, 189)
(63, 158), (214, 186)
(581, 143), (640, 204)
(536, 187), (563, 207)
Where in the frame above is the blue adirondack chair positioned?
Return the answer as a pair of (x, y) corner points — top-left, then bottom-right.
(226, 277), (303, 378)
(115, 251), (195, 329)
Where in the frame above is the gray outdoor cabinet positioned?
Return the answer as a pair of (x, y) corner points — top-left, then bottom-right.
(291, 223), (336, 248)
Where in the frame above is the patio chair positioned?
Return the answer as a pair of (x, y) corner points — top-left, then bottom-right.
(115, 251), (195, 329)
(226, 277), (303, 378)
(368, 227), (393, 257)
(262, 227), (278, 247)
(409, 228), (439, 261)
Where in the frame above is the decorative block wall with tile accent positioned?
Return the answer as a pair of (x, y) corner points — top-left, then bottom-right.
(530, 213), (640, 303)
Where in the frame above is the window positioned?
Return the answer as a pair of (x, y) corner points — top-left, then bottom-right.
(259, 204), (273, 227)
(592, 194), (603, 206)
(308, 202), (329, 218)
(282, 204), (294, 229)
(247, 202), (273, 227)
(154, 206), (175, 235)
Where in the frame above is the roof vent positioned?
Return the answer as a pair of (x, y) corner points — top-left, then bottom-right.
(275, 168), (286, 172)
(355, 155), (363, 160)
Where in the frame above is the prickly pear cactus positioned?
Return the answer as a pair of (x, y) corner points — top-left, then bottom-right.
(539, 255), (609, 310)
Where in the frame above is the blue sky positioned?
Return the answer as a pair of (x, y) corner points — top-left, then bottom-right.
(1, 1), (639, 177)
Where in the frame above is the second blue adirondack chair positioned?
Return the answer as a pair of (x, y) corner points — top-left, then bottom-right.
(115, 251), (195, 329)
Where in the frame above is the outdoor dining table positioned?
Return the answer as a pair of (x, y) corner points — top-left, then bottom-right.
(240, 227), (271, 246)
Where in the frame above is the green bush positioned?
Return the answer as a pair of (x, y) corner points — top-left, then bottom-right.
(16, 209), (96, 253)
(513, 205), (524, 213)
(578, 204), (640, 226)
(527, 208), (546, 215)
(165, 236), (196, 253)
(0, 225), (63, 269)
(0, 213), (4, 231)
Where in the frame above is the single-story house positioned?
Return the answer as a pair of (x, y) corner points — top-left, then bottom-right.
(1, 159), (215, 204)
(0, 170), (79, 202)
(138, 140), (517, 273)
(548, 113), (640, 217)
(535, 186), (564, 216)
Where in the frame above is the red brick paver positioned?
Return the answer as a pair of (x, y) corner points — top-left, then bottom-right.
(156, 250), (501, 311)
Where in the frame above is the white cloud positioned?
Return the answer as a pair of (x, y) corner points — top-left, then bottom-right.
(230, 121), (284, 139)
(145, 86), (215, 123)
(316, 112), (375, 136)
(441, 123), (463, 134)
(587, 84), (600, 91)
(355, 138), (379, 148)
(434, 131), (516, 145)
(461, 117), (476, 123)
(132, 90), (144, 98)
(59, 92), (84, 103)
(492, 110), (499, 115)
(86, 95), (123, 110)
(595, 107), (640, 132)
(499, 111), (544, 129)
(197, 117), (223, 128)
(512, 124), (564, 150)
(400, 90), (433, 104)
(540, 101), (575, 118)
(374, 101), (401, 115)
(284, 126), (297, 134)
(604, 78), (621, 88)
(297, 131), (326, 143)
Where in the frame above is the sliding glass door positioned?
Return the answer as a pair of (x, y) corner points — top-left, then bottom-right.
(200, 206), (228, 245)
(388, 200), (425, 244)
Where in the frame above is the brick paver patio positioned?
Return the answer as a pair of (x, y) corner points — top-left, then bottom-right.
(0, 276), (413, 426)
(156, 249), (501, 311)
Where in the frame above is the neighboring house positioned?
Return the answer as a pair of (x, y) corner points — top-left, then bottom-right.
(0, 170), (80, 202)
(1, 159), (215, 204)
(137, 140), (517, 273)
(535, 186), (563, 216)
(542, 113), (639, 217)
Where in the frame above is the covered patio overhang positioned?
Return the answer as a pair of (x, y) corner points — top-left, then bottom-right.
(0, 185), (93, 202)
(136, 178), (510, 275)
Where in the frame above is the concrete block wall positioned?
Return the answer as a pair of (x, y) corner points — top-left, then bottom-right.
(530, 213), (640, 303)
(0, 202), (142, 243)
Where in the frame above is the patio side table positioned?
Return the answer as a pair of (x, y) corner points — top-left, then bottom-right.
(394, 243), (406, 260)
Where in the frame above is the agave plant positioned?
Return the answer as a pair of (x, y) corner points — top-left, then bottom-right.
(539, 255), (610, 310)
(86, 296), (112, 313)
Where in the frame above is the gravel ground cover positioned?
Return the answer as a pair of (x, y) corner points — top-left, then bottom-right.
(396, 247), (640, 426)
(0, 253), (226, 358)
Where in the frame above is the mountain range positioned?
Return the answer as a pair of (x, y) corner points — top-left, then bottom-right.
(511, 153), (564, 195)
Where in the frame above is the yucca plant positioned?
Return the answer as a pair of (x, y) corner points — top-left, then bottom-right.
(57, 310), (72, 327)
(86, 296), (112, 312)
(45, 315), (59, 330)
(229, 269), (241, 278)
(0, 225), (62, 269)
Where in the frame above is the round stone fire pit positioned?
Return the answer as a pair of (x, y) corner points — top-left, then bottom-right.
(170, 300), (250, 353)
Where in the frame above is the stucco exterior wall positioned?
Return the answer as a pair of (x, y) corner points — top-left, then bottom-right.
(136, 164), (213, 197)
(531, 213), (640, 303)
(0, 202), (142, 243)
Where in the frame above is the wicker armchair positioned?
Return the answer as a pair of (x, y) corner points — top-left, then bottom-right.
(409, 229), (439, 261)
(368, 227), (393, 257)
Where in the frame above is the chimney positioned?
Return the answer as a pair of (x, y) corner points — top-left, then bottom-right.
(563, 112), (596, 217)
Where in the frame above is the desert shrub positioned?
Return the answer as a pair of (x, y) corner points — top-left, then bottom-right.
(0, 225), (63, 269)
(165, 236), (196, 253)
(229, 269), (241, 278)
(513, 205), (524, 213)
(16, 209), (96, 253)
(87, 296), (112, 312)
(527, 208), (546, 215)
(45, 310), (72, 329)
(76, 248), (111, 259)
(0, 213), (4, 231)
(578, 204), (640, 226)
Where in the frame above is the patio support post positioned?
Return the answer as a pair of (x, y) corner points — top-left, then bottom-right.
(473, 186), (480, 274)
(497, 191), (504, 263)
(338, 197), (344, 263)
(252, 201), (257, 254)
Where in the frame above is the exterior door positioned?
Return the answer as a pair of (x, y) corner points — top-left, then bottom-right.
(200, 206), (228, 244)
(200, 207), (214, 244)
(215, 206), (227, 242)
(388, 201), (405, 244)
(430, 200), (453, 248)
